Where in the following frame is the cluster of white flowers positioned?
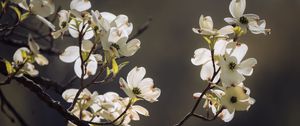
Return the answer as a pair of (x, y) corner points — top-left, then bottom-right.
(3, 35), (49, 77)
(53, 0), (141, 79)
(2, 0), (160, 125)
(191, 0), (269, 122)
(63, 67), (160, 126)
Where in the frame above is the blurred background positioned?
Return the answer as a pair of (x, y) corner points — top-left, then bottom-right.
(1, 0), (300, 126)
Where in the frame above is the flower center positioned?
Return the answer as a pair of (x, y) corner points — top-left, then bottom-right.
(111, 44), (120, 50)
(228, 62), (236, 70)
(239, 16), (249, 24)
(132, 87), (141, 95)
(230, 96), (238, 103)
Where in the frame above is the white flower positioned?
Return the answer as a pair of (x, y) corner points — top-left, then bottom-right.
(103, 37), (141, 58)
(192, 15), (234, 37)
(59, 40), (100, 79)
(62, 88), (98, 110)
(68, 18), (94, 40)
(224, 0), (269, 34)
(52, 10), (70, 39)
(98, 12), (133, 44)
(18, 0), (56, 30)
(13, 35), (48, 66)
(70, 0), (91, 12)
(220, 85), (255, 113)
(191, 39), (231, 82)
(219, 47), (257, 87)
(119, 67), (161, 102)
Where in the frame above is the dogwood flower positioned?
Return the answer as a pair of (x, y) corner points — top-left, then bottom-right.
(12, 35), (48, 77)
(103, 37), (141, 58)
(52, 10), (70, 39)
(17, 0), (56, 30)
(59, 40), (101, 79)
(191, 39), (232, 82)
(220, 85), (255, 113)
(119, 67), (161, 102)
(68, 17), (94, 40)
(62, 88), (98, 110)
(219, 51), (257, 87)
(224, 0), (269, 34)
(193, 15), (234, 37)
(62, 88), (101, 125)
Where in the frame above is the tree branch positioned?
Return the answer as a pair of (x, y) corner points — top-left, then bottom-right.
(0, 88), (29, 126)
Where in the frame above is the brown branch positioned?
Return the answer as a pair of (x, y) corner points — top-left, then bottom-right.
(128, 18), (152, 41)
(0, 88), (29, 126)
(15, 77), (90, 126)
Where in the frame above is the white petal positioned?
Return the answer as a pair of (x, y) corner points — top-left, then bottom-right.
(62, 89), (79, 102)
(126, 67), (146, 87)
(30, 0), (55, 17)
(119, 78), (135, 98)
(214, 39), (229, 56)
(229, 0), (246, 18)
(243, 14), (260, 21)
(201, 61), (220, 83)
(219, 109), (235, 122)
(112, 15), (129, 27)
(119, 39), (141, 57)
(218, 25), (234, 35)
(34, 54), (49, 66)
(132, 105), (149, 116)
(221, 70), (245, 87)
(36, 15), (56, 31)
(142, 88), (161, 102)
(93, 54), (103, 62)
(199, 15), (213, 31)
(74, 56), (97, 79)
(28, 34), (40, 54)
(237, 58), (257, 76)
(100, 12), (117, 24)
(191, 48), (211, 66)
(226, 42), (248, 63)
(70, 0), (91, 12)
(81, 40), (94, 52)
(85, 56), (98, 76)
(108, 27), (128, 43)
(68, 19), (79, 38)
(59, 46), (79, 63)
(13, 47), (30, 63)
(224, 17), (238, 25)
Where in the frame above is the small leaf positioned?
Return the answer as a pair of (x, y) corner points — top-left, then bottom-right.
(4, 60), (14, 75)
(10, 6), (21, 20)
(111, 58), (119, 76)
(203, 36), (211, 44)
(106, 66), (111, 77)
(118, 61), (129, 71)
(20, 12), (30, 21)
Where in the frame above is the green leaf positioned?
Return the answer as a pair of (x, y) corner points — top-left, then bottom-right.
(111, 58), (119, 76)
(118, 61), (129, 71)
(10, 6), (21, 20)
(106, 67), (111, 78)
(20, 12), (30, 21)
(203, 36), (211, 44)
(4, 60), (14, 75)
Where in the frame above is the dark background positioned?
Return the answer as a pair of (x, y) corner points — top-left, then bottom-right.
(1, 0), (300, 126)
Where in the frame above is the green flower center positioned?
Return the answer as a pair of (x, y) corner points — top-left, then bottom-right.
(228, 62), (237, 70)
(239, 16), (249, 24)
(132, 87), (141, 95)
(230, 96), (238, 103)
